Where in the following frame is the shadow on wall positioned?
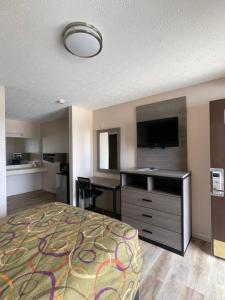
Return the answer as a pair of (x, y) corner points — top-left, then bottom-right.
(187, 103), (211, 240)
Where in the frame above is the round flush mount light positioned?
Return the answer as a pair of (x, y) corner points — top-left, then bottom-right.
(62, 22), (103, 58)
(57, 99), (66, 104)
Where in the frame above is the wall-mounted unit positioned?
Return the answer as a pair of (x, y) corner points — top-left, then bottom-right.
(137, 117), (179, 148)
(6, 119), (40, 139)
(136, 96), (187, 171)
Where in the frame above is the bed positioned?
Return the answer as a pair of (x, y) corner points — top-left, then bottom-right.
(0, 202), (142, 300)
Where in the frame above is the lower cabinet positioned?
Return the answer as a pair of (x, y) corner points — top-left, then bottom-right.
(122, 201), (181, 233)
(123, 216), (182, 251)
(121, 170), (191, 255)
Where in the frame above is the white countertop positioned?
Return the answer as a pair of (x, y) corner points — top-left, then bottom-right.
(7, 163), (34, 170)
(121, 168), (190, 179)
(6, 164), (48, 176)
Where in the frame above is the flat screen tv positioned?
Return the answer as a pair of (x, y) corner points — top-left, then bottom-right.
(137, 117), (179, 148)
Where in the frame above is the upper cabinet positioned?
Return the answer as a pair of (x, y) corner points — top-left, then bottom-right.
(40, 118), (69, 154)
(24, 138), (40, 153)
(6, 119), (40, 138)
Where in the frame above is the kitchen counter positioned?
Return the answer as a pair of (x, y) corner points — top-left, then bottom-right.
(7, 163), (35, 170)
(6, 164), (48, 176)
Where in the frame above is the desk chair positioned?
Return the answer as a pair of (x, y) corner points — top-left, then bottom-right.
(77, 177), (103, 210)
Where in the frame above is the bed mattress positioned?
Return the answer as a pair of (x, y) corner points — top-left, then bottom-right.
(0, 202), (142, 300)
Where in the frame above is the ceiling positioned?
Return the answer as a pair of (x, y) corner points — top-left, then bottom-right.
(0, 0), (225, 121)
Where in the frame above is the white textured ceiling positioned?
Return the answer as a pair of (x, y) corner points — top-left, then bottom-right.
(0, 0), (225, 121)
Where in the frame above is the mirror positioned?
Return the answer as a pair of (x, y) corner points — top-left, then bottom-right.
(6, 137), (40, 165)
(97, 128), (120, 172)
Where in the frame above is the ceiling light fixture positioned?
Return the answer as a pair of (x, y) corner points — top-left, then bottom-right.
(57, 99), (66, 104)
(62, 22), (103, 58)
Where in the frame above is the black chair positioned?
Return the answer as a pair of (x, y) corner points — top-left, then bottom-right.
(77, 177), (103, 210)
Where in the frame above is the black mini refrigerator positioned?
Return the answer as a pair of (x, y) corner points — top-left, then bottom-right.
(56, 164), (69, 204)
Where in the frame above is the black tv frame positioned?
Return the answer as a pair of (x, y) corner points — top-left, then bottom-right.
(137, 116), (179, 148)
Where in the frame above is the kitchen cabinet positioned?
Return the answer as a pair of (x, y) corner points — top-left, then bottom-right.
(6, 119), (40, 138)
(40, 118), (69, 153)
(25, 138), (40, 153)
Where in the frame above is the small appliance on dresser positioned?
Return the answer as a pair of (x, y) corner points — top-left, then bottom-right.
(56, 163), (70, 204)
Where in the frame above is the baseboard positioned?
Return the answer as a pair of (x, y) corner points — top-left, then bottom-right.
(192, 232), (211, 242)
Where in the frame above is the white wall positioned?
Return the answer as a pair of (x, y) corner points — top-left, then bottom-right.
(69, 106), (93, 205)
(7, 173), (42, 196)
(41, 118), (69, 153)
(0, 85), (6, 217)
(93, 77), (225, 241)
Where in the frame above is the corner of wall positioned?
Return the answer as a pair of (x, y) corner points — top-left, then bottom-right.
(69, 106), (93, 206)
(0, 85), (6, 217)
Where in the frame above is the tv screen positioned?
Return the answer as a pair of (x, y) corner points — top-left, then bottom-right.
(137, 117), (179, 148)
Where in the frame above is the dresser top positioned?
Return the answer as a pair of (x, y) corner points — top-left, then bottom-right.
(90, 176), (120, 189)
(120, 168), (190, 179)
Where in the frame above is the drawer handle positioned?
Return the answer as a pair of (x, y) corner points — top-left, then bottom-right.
(142, 214), (152, 218)
(143, 229), (152, 234)
(142, 198), (152, 202)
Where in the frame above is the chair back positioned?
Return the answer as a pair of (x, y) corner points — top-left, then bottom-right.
(77, 177), (91, 199)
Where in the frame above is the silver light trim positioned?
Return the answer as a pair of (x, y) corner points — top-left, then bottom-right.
(62, 22), (103, 58)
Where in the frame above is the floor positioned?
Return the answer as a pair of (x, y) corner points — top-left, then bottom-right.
(140, 238), (225, 300)
(7, 191), (225, 300)
(7, 190), (55, 215)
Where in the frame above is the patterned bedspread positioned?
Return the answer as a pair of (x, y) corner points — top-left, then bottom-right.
(0, 202), (142, 300)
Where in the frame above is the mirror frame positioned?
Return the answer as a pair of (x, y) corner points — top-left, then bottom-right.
(97, 128), (121, 173)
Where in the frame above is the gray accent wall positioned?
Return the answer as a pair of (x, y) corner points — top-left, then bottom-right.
(136, 97), (187, 171)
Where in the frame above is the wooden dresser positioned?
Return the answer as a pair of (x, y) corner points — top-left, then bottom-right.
(121, 169), (191, 255)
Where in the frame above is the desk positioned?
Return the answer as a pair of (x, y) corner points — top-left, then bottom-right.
(76, 176), (120, 218)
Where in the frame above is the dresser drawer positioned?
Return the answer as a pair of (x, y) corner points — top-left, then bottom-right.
(122, 216), (182, 251)
(122, 202), (181, 233)
(121, 188), (181, 215)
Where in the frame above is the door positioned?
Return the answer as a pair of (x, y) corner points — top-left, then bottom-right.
(210, 99), (225, 259)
